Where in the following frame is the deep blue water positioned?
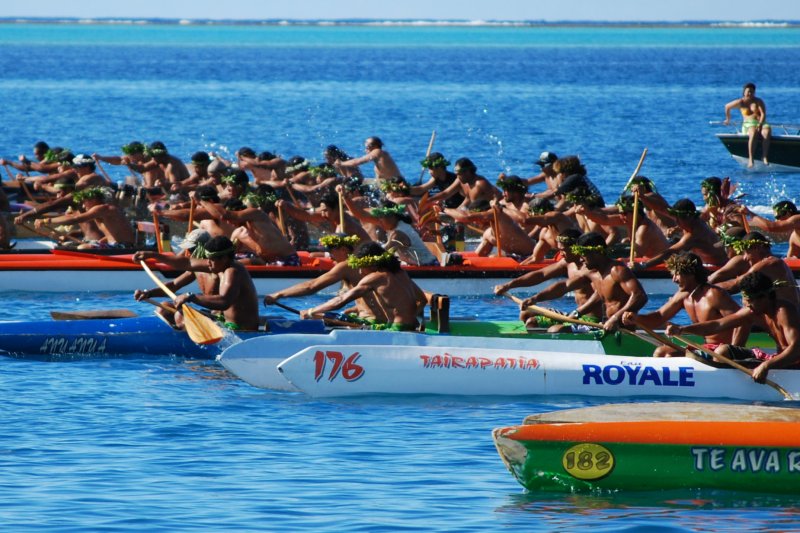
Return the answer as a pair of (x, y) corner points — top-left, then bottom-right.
(2, 24), (800, 531)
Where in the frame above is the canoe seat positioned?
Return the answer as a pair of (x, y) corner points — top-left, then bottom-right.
(428, 294), (450, 333)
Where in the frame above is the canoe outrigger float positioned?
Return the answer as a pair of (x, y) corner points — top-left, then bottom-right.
(0, 314), (327, 360)
(493, 402), (800, 493)
(218, 322), (798, 401)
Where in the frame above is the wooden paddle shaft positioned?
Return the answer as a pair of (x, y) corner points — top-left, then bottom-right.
(629, 189), (640, 264)
(338, 190), (345, 229)
(152, 212), (163, 253)
(506, 293), (602, 329)
(278, 205), (287, 236)
(142, 298), (177, 313)
(670, 333), (791, 398)
(493, 207), (502, 257)
(22, 222), (83, 244)
(622, 148), (648, 191)
(95, 160), (113, 182)
(140, 261), (223, 345)
(269, 299), (359, 329)
(2, 163), (14, 181)
(187, 197), (196, 237)
(418, 130), (436, 182)
(635, 322), (686, 352)
(140, 261), (178, 299)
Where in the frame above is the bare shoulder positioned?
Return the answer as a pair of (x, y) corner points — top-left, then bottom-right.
(610, 261), (636, 280)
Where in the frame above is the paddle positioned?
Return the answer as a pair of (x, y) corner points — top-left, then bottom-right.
(9, 170), (38, 203)
(417, 130), (436, 183)
(668, 330), (792, 400)
(506, 294), (603, 329)
(267, 300), (362, 329)
(622, 148), (648, 192)
(277, 204), (287, 236)
(2, 163), (17, 184)
(504, 293), (664, 347)
(20, 221), (83, 245)
(338, 189), (346, 230)
(139, 260), (223, 345)
(142, 298), (177, 313)
(95, 160), (113, 183)
(187, 197), (196, 237)
(50, 309), (138, 320)
(152, 212), (163, 253)
(493, 204), (503, 257)
(628, 189), (640, 264)
(635, 322), (689, 353)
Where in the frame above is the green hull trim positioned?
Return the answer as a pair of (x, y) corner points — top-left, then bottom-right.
(502, 440), (800, 494)
(425, 320), (776, 357)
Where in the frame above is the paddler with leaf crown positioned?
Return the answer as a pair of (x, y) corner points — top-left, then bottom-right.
(169, 235), (260, 332)
(134, 229), (217, 327)
(666, 271), (800, 384)
(300, 241), (427, 331)
(623, 251), (746, 357)
(263, 234), (388, 325)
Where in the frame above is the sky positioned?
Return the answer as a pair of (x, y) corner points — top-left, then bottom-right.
(0, 0), (797, 22)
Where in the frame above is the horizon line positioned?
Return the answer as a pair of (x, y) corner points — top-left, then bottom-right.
(0, 17), (798, 27)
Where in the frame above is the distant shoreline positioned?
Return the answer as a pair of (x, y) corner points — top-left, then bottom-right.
(0, 18), (798, 28)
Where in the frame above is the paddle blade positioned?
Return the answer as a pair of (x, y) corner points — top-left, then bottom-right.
(182, 305), (224, 345)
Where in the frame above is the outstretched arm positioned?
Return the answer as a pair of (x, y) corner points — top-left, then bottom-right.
(666, 307), (751, 337)
(494, 260), (567, 295)
(300, 274), (380, 318)
(264, 264), (346, 304)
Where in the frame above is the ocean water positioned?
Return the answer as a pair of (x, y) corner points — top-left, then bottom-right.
(1, 23), (800, 531)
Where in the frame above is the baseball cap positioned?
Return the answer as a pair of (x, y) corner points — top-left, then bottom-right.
(535, 151), (558, 167)
(180, 229), (211, 252)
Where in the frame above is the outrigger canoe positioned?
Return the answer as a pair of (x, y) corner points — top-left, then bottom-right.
(0, 314), (327, 360)
(218, 323), (646, 392)
(217, 324), (796, 401)
(10, 249), (800, 296)
(494, 402), (800, 493)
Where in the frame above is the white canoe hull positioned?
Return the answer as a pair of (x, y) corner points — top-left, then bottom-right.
(0, 269), (680, 295)
(276, 344), (800, 401)
(216, 330), (608, 392)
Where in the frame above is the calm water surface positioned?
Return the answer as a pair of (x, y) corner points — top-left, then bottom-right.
(1, 24), (800, 531)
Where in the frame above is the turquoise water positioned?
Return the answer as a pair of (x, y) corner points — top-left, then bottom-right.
(1, 24), (800, 531)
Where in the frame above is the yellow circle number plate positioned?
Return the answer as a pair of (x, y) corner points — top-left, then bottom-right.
(561, 443), (615, 481)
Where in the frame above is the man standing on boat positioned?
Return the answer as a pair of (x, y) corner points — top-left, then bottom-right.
(623, 252), (746, 357)
(300, 241), (427, 331)
(667, 271), (800, 384)
(333, 137), (403, 186)
(724, 82), (771, 167)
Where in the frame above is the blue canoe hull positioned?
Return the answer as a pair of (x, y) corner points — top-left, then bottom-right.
(0, 315), (329, 360)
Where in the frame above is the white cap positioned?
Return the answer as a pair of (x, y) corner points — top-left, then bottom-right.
(180, 229), (211, 252)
